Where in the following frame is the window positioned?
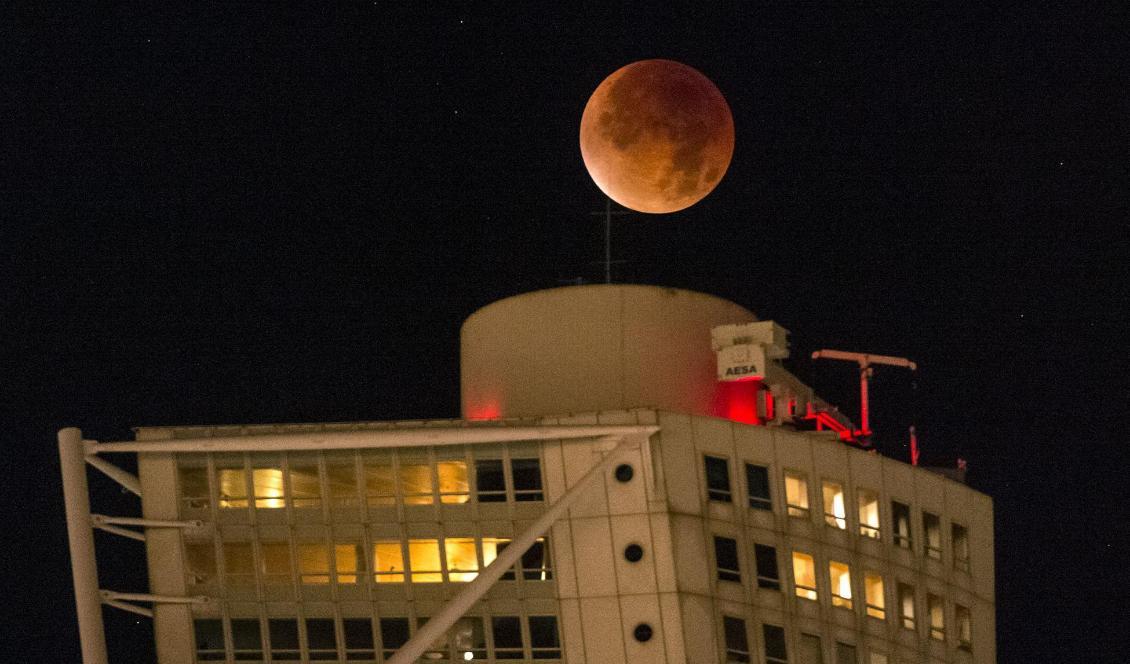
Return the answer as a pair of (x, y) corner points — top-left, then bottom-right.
(952, 523), (970, 571)
(194, 619), (225, 661)
(763, 624), (788, 664)
(222, 543), (255, 585)
(723, 616), (751, 663)
(444, 537), (480, 582)
(864, 572), (885, 620)
(260, 542), (292, 585)
(799, 633), (823, 664)
(179, 466), (210, 510)
(269, 619), (300, 660)
(785, 470), (809, 517)
(792, 551), (817, 600)
(705, 455), (732, 502)
(898, 583), (916, 630)
(306, 619), (337, 660)
(297, 543), (330, 584)
(216, 459), (249, 508)
(923, 512), (942, 560)
(250, 463), (285, 509)
(511, 458), (544, 501)
(529, 616), (561, 659)
(363, 460), (395, 506)
(482, 536), (552, 581)
(399, 462), (433, 505)
(437, 460), (470, 504)
(822, 481), (847, 529)
(289, 463), (321, 508)
(185, 542), (216, 585)
(857, 489), (880, 539)
(835, 642), (857, 664)
(231, 618), (264, 660)
(334, 543), (361, 584)
(326, 461), (359, 508)
(927, 593), (945, 640)
(714, 536), (741, 582)
(868, 654), (888, 664)
(343, 618), (375, 660)
(755, 544), (780, 590)
(955, 604), (972, 651)
(891, 501), (912, 549)
(746, 463), (772, 510)
(475, 460), (506, 502)
(379, 618), (409, 660)
(450, 617), (488, 661)
(828, 561), (853, 609)
(408, 539), (443, 582)
(492, 616), (524, 659)
(373, 541), (405, 583)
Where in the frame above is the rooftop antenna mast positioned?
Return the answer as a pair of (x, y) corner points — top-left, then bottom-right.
(589, 198), (630, 283)
(811, 349), (918, 462)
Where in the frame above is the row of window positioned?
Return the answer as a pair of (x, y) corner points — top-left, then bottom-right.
(712, 536), (973, 649)
(186, 536), (551, 586)
(194, 614), (561, 661)
(722, 617), (900, 664)
(704, 457), (971, 570)
(178, 452), (545, 511)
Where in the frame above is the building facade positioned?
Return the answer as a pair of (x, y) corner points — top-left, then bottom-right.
(61, 285), (994, 664)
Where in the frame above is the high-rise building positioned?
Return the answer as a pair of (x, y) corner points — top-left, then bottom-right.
(60, 285), (994, 663)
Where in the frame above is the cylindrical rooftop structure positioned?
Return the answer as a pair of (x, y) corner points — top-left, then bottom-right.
(460, 284), (757, 419)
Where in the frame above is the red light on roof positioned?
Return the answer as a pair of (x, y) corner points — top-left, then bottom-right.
(712, 378), (763, 426)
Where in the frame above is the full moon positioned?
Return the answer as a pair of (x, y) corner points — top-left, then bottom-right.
(580, 59), (734, 214)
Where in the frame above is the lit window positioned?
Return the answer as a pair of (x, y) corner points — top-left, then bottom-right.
(268, 619), (300, 661)
(763, 624), (788, 664)
(955, 604), (972, 651)
(723, 616), (750, 663)
(438, 460), (470, 503)
(482, 537), (512, 579)
(231, 619), (263, 660)
(373, 541), (405, 583)
(185, 542), (216, 585)
(745, 463), (772, 510)
(297, 543), (331, 584)
(222, 542), (255, 585)
(482, 537), (552, 581)
(408, 539), (443, 582)
(835, 642), (857, 664)
(898, 583), (916, 630)
(864, 572), (885, 620)
(179, 466), (210, 510)
(529, 616), (561, 659)
(792, 551), (817, 600)
(927, 593), (945, 640)
(289, 463), (321, 509)
(216, 459), (249, 508)
(705, 455), (732, 502)
(306, 618), (337, 660)
(714, 536), (741, 583)
(334, 543), (361, 584)
(475, 460), (506, 502)
(260, 542), (292, 584)
(512, 458), (544, 501)
(799, 633), (822, 664)
(343, 618), (375, 660)
(399, 463), (434, 505)
(193, 619), (224, 661)
(445, 537), (480, 582)
(785, 471), (810, 518)
(891, 501), (912, 549)
(822, 480), (847, 529)
(829, 561), (853, 609)
(857, 489), (880, 539)
(249, 459), (285, 508)
(363, 461), (395, 507)
(379, 617), (409, 660)
(754, 544), (780, 590)
(492, 616), (524, 659)
(326, 461), (359, 508)
(923, 512), (942, 560)
(952, 523), (970, 571)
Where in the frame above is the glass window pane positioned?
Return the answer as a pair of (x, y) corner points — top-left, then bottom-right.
(829, 561), (853, 609)
(217, 466), (249, 508)
(179, 467), (210, 509)
(307, 618), (337, 659)
(335, 543), (361, 584)
(408, 539), (442, 582)
(835, 642), (857, 664)
(260, 542), (292, 584)
(363, 462), (395, 507)
(438, 461), (470, 503)
(956, 604), (972, 649)
(723, 616), (750, 663)
(231, 619), (263, 657)
(297, 543), (330, 584)
(754, 544), (780, 590)
(185, 543), (217, 584)
(898, 583), (916, 630)
(858, 489), (880, 538)
(522, 538), (552, 580)
(343, 618), (375, 655)
(763, 624), (788, 663)
(289, 464), (321, 508)
(785, 471), (809, 517)
(892, 501), (912, 549)
(445, 537), (479, 582)
(374, 541), (405, 583)
(792, 551), (817, 600)
(928, 593), (945, 640)
(194, 619), (225, 660)
(380, 617), (409, 657)
(822, 481), (846, 529)
(864, 572), (885, 619)
(451, 616), (487, 660)
(223, 543), (255, 583)
(923, 512), (942, 559)
(714, 536), (741, 582)
(492, 616), (523, 659)
(705, 456), (732, 502)
(529, 616), (561, 658)
(799, 633), (823, 664)
(327, 462), (359, 508)
(953, 523), (970, 570)
(400, 463), (434, 505)
(251, 467), (285, 509)
(745, 463), (771, 510)
(475, 460), (506, 502)
(512, 458), (544, 501)
(482, 537), (516, 580)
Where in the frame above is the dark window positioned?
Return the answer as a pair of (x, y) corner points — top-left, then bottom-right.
(705, 455), (732, 502)
(529, 616), (561, 659)
(268, 619), (300, 661)
(714, 536), (741, 582)
(492, 616), (524, 659)
(952, 523), (970, 571)
(763, 624), (788, 664)
(754, 544), (780, 590)
(475, 460), (506, 502)
(230, 619), (263, 661)
(799, 633), (822, 664)
(511, 458), (544, 501)
(923, 512), (942, 559)
(521, 538), (553, 580)
(193, 619), (225, 661)
(306, 619), (337, 660)
(342, 618), (375, 660)
(892, 501), (912, 549)
(745, 463), (772, 510)
(723, 616), (751, 663)
(835, 642), (857, 664)
(450, 617), (487, 661)
(379, 618), (409, 659)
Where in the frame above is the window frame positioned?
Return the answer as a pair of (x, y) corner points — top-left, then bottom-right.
(856, 487), (881, 539)
(722, 616), (751, 663)
(784, 469), (811, 518)
(822, 479), (848, 530)
(744, 462), (772, 511)
(704, 455), (733, 503)
(713, 535), (742, 583)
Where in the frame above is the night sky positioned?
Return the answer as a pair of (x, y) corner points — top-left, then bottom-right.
(6, 5), (1128, 663)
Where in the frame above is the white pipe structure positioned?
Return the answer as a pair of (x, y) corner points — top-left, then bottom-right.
(58, 428), (108, 664)
(84, 454), (141, 496)
(386, 432), (648, 664)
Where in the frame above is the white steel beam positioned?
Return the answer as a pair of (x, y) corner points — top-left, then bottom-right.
(91, 522), (145, 542)
(83, 454), (142, 496)
(91, 514), (204, 529)
(99, 590), (209, 604)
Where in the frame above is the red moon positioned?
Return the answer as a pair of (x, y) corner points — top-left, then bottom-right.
(580, 59), (734, 214)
